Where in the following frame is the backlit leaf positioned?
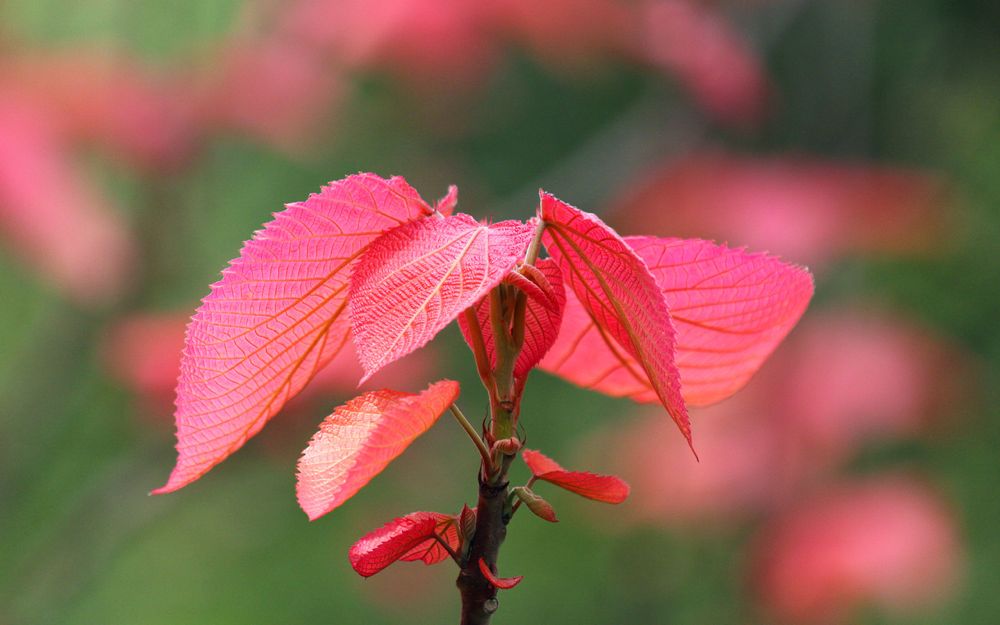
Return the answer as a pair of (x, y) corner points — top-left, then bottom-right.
(154, 174), (438, 494)
(522, 449), (629, 504)
(349, 512), (442, 577)
(350, 213), (535, 381)
(539, 192), (692, 449)
(296, 380), (460, 520)
(540, 236), (813, 406)
(478, 558), (524, 590)
(457, 257), (566, 386)
(400, 512), (460, 565)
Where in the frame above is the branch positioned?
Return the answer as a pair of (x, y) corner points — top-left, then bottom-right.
(449, 404), (494, 474)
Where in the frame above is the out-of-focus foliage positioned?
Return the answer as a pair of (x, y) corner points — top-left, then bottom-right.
(0, 0), (998, 624)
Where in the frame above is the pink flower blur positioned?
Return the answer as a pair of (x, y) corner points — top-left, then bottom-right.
(0, 94), (136, 305)
(638, 1), (769, 126)
(750, 475), (962, 624)
(612, 153), (947, 265)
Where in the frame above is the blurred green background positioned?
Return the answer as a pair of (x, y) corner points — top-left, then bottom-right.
(1, 0), (998, 624)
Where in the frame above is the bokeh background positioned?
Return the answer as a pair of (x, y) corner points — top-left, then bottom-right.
(1, 0), (998, 623)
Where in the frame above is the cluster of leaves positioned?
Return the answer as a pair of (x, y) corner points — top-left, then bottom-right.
(155, 173), (812, 589)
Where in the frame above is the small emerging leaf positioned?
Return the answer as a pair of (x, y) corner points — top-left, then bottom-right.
(457, 257), (566, 388)
(350, 213), (536, 382)
(296, 380), (460, 520)
(459, 504), (477, 543)
(522, 449), (630, 504)
(349, 512), (442, 577)
(512, 485), (558, 522)
(400, 512), (459, 565)
(478, 558), (524, 590)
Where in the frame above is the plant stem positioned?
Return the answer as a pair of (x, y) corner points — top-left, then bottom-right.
(456, 475), (508, 625)
(450, 404), (494, 474)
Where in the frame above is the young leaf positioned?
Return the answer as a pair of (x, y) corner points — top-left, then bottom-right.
(540, 236), (813, 406)
(522, 449), (630, 504)
(512, 486), (558, 522)
(539, 192), (693, 449)
(434, 184), (458, 216)
(350, 213), (535, 381)
(459, 503), (477, 543)
(456, 258), (566, 385)
(349, 512), (442, 577)
(478, 558), (524, 590)
(154, 174), (439, 494)
(400, 512), (460, 565)
(295, 380), (460, 521)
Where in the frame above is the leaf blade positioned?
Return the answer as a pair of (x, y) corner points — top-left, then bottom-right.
(540, 236), (813, 406)
(296, 380), (460, 521)
(522, 449), (630, 504)
(349, 512), (441, 577)
(478, 558), (524, 590)
(540, 192), (693, 448)
(154, 174), (437, 494)
(350, 213), (535, 380)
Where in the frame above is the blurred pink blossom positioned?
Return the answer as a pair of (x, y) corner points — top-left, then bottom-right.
(281, 0), (496, 90)
(485, 0), (633, 67)
(750, 475), (963, 624)
(0, 94), (136, 305)
(593, 308), (968, 525)
(0, 53), (196, 169)
(196, 36), (344, 150)
(612, 153), (948, 265)
(638, 0), (769, 125)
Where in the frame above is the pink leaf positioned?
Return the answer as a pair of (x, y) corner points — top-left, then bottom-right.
(400, 512), (460, 564)
(541, 237), (813, 407)
(522, 449), (630, 504)
(457, 257), (566, 386)
(539, 192), (693, 449)
(154, 174), (438, 494)
(478, 558), (524, 590)
(350, 213), (535, 381)
(349, 512), (443, 577)
(295, 380), (459, 520)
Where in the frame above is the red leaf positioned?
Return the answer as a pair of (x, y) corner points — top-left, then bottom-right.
(478, 558), (524, 590)
(349, 512), (442, 577)
(457, 257), (566, 387)
(539, 192), (693, 450)
(522, 449), (630, 504)
(400, 512), (460, 565)
(296, 380), (459, 520)
(153, 174), (439, 494)
(350, 213), (535, 381)
(540, 237), (813, 406)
